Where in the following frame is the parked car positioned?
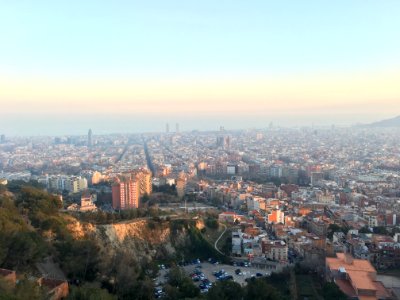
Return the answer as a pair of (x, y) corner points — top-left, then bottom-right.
(219, 275), (233, 281)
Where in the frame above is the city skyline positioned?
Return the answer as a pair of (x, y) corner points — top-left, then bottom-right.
(1, 1), (400, 134)
(2, 2), (400, 298)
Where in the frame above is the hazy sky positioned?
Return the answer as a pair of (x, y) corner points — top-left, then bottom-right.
(0, 1), (400, 135)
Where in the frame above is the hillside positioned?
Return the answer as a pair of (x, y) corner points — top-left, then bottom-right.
(368, 115), (400, 127)
(68, 217), (210, 263)
(0, 183), (223, 299)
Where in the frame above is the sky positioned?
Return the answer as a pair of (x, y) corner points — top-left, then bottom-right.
(0, 0), (400, 135)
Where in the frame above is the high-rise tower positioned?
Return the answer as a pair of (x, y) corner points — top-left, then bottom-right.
(88, 129), (93, 147)
(112, 175), (139, 210)
(111, 169), (152, 210)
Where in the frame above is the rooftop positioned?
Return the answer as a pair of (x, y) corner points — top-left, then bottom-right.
(326, 253), (376, 273)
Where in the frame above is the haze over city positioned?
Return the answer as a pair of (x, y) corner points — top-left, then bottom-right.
(1, 1), (400, 135)
(3, 1), (400, 299)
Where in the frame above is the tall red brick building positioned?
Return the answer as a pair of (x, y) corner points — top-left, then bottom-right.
(111, 169), (152, 210)
(112, 176), (139, 210)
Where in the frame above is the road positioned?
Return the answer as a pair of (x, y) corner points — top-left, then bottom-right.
(214, 223), (227, 255)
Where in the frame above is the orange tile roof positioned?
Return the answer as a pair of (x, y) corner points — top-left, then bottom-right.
(0, 269), (15, 277)
(347, 270), (376, 291)
(326, 253), (376, 273)
(358, 296), (377, 300)
(335, 278), (356, 297)
(373, 281), (391, 299)
(325, 253), (393, 300)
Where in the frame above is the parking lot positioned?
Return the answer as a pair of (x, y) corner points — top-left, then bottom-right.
(183, 262), (271, 286)
(155, 260), (271, 293)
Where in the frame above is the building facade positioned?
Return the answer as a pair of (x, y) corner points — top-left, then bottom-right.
(112, 169), (152, 210)
(112, 176), (139, 210)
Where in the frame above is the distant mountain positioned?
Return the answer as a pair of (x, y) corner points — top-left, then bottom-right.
(368, 115), (400, 127)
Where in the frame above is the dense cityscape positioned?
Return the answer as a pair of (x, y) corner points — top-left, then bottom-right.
(1, 124), (400, 299)
(1, 1), (400, 299)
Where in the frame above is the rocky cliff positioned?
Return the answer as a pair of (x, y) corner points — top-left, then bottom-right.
(67, 218), (201, 263)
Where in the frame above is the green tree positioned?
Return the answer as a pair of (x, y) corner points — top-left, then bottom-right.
(67, 284), (117, 300)
(15, 278), (47, 300)
(0, 277), (46, 300)
(321, 282), (347, 300)
(0, 194), (47, 269)
(221, 236), (232, 256)
(245, 278), (282, 300)
(107, 251), (155, 300)
(373, 226), (389, 235)
(327, 224), (341, 239)
(163, 284), (179, 300)
(133, 278), (156, 300)
(55, 238), (100, 281)
(359, 225), (371, 233)
(5, 231), (46, 269)
(207, 280), (243, 300)
(141, 193), (150, 204)
(0, 276), (14, 300)
(167, 266), (186, 287)
(166, 266), (199, 299)
(327, 224), (349, 240)
(205, 217), (219, 229)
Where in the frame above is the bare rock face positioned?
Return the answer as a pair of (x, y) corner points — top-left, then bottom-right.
(66, 217), (192, 264)
(93, 220), (184, 263)
(195, 219), (205, 230)
(66, 215), (95, 239)
(100, 220), (170, 244)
